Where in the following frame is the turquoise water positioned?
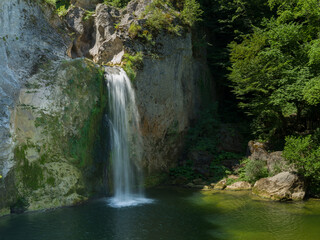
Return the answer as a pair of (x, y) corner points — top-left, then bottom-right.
(0, 188), (320, 240)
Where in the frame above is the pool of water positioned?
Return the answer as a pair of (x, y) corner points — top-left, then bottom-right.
(0, 188), (320, 240)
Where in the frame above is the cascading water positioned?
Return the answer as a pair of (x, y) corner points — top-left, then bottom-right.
(105, 67), (152, 208)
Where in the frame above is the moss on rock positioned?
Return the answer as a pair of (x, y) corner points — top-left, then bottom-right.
(6, 58), (108, 213)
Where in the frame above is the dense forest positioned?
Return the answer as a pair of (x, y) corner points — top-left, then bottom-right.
(198, 0), (320, 195)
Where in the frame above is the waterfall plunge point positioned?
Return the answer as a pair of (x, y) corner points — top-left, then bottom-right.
(105, 67), (153, 208)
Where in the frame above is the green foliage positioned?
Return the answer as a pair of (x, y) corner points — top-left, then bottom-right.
(43, 0), (70, 16)
(283, 134), (320, 195)
(210, 160), (231, 182)
(236, 158), (268, 183)
(143, 0), (182, 35)
(122, 52), (143, 81)
(226, 177), (237, 186)
(104, 0), (130, 8)
(56, 5), (68, 17)
(181, 0), (203, 27)
(186, 104), (220, 154)
(229, 8), (320, 143)
(141, 0), (202, 36)
(128, 23), (142, 38)
(169, 160), (201, 180)
(83, 10), (95, 21)
(144, 173), (168, 188)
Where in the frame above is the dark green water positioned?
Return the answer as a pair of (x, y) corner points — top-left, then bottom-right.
(0, 188), (320, 240)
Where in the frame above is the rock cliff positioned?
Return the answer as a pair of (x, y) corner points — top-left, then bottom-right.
(0, 0), (210, 214)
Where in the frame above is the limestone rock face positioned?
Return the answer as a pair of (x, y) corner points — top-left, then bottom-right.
(11, 59), (107, 212)
(252, 172), (305, 201)
(0, 0), (106, 215)
(66, 7), (95, 58)
(89, 4), (122, 64)
(135, 34), (202, 171)
(226, 181), (252, 191)
(0, 0), (67, 180)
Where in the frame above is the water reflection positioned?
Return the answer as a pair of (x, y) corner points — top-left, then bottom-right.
(1, 188), (320, 240)
(189, 190), (320, 240)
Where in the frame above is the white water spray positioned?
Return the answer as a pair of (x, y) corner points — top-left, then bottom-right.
(105, 67), (152, 208)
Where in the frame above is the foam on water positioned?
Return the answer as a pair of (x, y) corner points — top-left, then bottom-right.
(108, 196), (154, 208)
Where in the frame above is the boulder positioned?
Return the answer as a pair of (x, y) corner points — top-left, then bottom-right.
(252, 172), (305, 201)
(214, 179), (227, 190)
(248, 141), (269, 161)
(225, 181), (252, 191)
(248, 141), (293, 174)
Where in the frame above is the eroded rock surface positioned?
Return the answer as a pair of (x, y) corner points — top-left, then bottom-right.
(252, 172), (305, 201)
(11, 59), (107, 212)
(0, 0), (67, 179)
(226, 181), (252, 191)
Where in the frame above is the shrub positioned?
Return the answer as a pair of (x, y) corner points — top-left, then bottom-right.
(283, 135), (320, 195)
(181, 0), (203, 27)
(122, 52), (143, 81)
(128, 23), (142, 38)
(104, 0), (130, 8)
(169, 160), (201, 180)
(237, 158), (268, 183)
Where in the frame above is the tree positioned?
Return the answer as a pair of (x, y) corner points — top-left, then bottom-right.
(228, 1), (320, 144)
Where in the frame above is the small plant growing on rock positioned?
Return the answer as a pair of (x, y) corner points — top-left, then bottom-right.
(104, 0), (131, 8)
(122, 52), (143, 81)
(128, 23), (142, 38)
(83, 10), (94, 21)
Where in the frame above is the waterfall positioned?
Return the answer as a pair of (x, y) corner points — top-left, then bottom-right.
(105, 67), (152, 208)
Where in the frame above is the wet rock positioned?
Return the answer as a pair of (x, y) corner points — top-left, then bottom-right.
(225, 181), (252, 191)
(252, 172), (305, 201)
